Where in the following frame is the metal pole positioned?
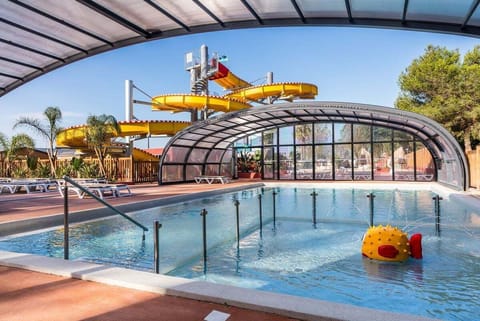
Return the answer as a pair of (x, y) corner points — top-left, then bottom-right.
(272, 191), (277, 226)
(154, 221), (162, 274)
(433, 195), (443, 236)
(258, 194), (263, 235)
(310, 191), (318, 226)
(201, 209), (208, 268)
(234, 200), (240, 247)
(367, 193), (375, 226)
(63, 185), (69, 260)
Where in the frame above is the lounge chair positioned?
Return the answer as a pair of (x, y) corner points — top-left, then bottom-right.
(57, 181), (131, 199)
(194, 176), (231, 184)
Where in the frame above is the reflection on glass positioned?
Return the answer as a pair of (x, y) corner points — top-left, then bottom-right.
(335, 144), (352, 179)
(279, 126), (293, 145)
(334, 123), (351, 143)
(263, 129), (276, 145)
(373, 142), (392, 181)
(295, 124), (313, 144)
(314, 123), (332, 143)
(162, 165), (183, 182)
(249, 133), (262, 146)
(279, 146), (294, 179)
(353, 124), (371, 142)
(353, 143), (371, 180)
(415, 142), (434, 181)
(394, 142), (414, 181)
(263, 147), (275, 179)
(232, 122), (436, 183)
(185, 165), (202, 181)
(315, 145), (332, 179)
(296, 146), (312, 179)
(373, 126), (392, 141)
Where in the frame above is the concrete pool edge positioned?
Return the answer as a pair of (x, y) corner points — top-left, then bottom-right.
(0, 250), (439, 321)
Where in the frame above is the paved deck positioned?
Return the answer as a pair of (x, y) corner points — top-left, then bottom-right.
(0, 180), (300, 321)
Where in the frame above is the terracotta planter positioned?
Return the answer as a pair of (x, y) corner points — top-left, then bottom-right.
(238, 172), (260, 179)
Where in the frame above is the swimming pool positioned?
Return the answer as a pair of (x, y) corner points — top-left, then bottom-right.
(1, 183), (479, 320)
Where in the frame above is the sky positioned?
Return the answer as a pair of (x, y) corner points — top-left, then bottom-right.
(0, 26), (479, 149)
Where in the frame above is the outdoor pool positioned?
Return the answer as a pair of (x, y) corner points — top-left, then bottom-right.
(1, 183), (479, 320)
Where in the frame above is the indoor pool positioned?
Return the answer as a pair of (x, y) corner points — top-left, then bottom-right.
(1, 184), (479, 320)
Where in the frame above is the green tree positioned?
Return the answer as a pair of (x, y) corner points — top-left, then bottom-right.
(13, 106), (63, 175)
(84, 114), (120, 178)
(395, 45), (480, 152)
(0, 132), (35, 177)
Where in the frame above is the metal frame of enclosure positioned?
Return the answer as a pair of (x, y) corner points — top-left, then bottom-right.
(3, 1), (480, 96)
(159, 102), (468, 190)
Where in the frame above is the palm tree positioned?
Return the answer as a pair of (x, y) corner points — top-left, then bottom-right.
(84, 114), (120, 178)
(0, 132), (35, 177)
(13, 106), (63, 176)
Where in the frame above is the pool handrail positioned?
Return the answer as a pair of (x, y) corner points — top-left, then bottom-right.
(62, 176), (148, 232)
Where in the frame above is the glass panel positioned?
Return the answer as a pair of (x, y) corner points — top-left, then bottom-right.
(315, 145), (332, 179)
(263, 164), (274, 179)
(296, 146), (313, 179)
(205, 164), (219, 176)
(394, 130), (413, 140)
(334, 123), (351, 143)
(200, 0), (253, 21)
(351, 0), (403, 19)
(222, 150), (232, 163)
(353, 143), (372, 180)
(187, 149), (209, 163)
(394, 142), (414, 181)
(249, 133), (262, 146)
(373, 126), (392, 142)
(185, 165), (202, 181)
(298, 0), (348, 18)
(314, 123), (332, 143)
(161, 165), (183, 182)
(415, 142), (435, 181)
(353, 124), (371, 142)
(263, 129), (277, 146)
(279, 146), (294, 179)
(220, 163), (232, 177)
(263, 147), (276, 179)
(163, 146), (189, 163)
(248, 0), (299, 19)
(407, 0), (472, 24)
(295, 124), (313, 144)
(206, 149), (224, 163)
(334, 144), (352, 180)
(279, 126), (294, 145)
(373, 142), (392, 181)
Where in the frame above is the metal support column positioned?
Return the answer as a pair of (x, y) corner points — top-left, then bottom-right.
(154, 221), (162, 274)
(367, 193), (375, 226)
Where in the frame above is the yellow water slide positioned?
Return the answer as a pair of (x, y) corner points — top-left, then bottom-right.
(150, 62), (318, 112)
(57, 61), (318, 151)
(57, 120), (191, 148)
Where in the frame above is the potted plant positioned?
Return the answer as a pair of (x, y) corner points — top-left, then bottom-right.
(237, 150), (261, 178)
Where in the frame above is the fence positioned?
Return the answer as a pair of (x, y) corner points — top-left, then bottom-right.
(467, 149), (480, 189)
(0, 158), (159, 183)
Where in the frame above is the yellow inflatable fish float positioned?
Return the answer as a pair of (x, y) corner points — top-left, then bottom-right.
(362, 225), (423, 262)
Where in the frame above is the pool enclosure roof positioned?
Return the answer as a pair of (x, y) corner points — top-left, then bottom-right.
(3, 0), (480, 97)
(161, 101), (468, 190)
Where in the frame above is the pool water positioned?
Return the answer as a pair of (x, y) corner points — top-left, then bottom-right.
(1, 186), (479, 320)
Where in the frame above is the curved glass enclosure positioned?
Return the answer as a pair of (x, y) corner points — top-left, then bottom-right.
(159, 102), (468, 190)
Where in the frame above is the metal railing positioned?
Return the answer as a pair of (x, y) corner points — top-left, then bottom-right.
(62, 175), (148, 259)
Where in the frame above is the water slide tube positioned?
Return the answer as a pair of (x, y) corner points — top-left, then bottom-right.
(56, 120), (191, 148)
(150, 62), (318, 112)
(57, 61), (318, 150)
